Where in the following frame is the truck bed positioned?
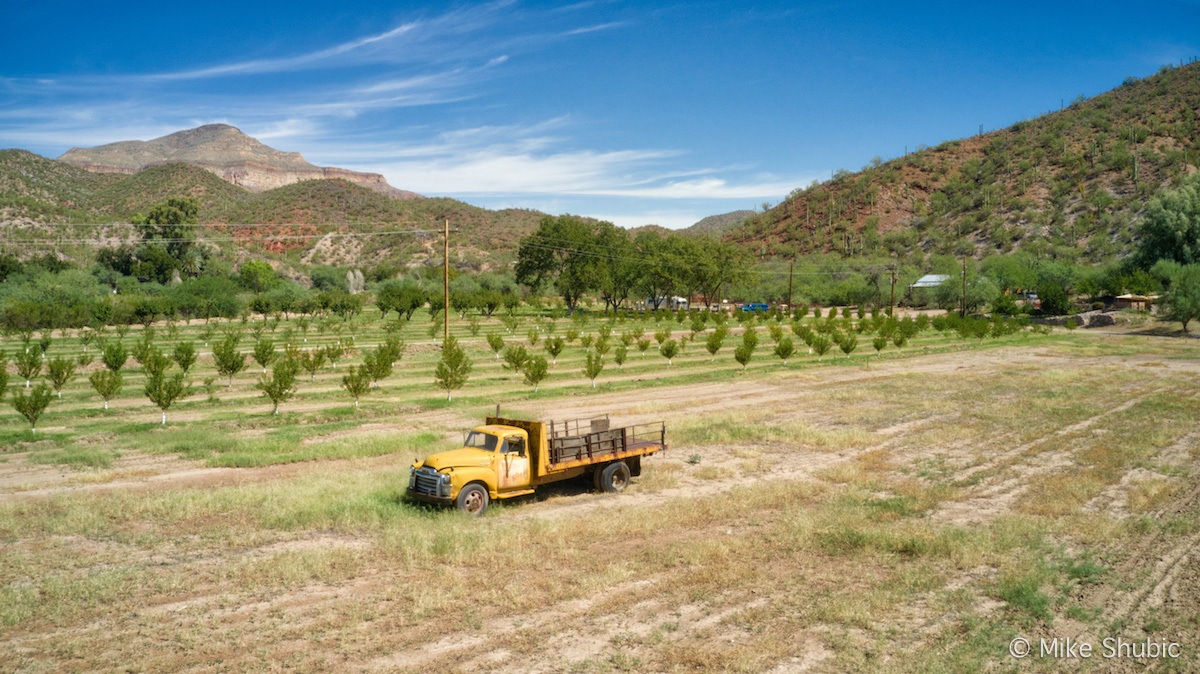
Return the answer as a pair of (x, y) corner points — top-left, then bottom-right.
(547, 422), (666, 467)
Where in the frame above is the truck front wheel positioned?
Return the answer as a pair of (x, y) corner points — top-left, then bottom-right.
(597, 461), (631, 493)
(456, 483), (489, 516)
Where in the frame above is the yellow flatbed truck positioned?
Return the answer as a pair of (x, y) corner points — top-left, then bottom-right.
(408, 414), (667, 515)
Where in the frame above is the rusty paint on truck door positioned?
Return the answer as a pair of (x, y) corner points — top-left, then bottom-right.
(496, 433), (530, 491)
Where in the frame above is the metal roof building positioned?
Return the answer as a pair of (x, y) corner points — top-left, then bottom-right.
(909, 274), (951, 289)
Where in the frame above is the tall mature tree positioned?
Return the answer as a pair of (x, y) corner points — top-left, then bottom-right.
(1154, 261), (1200, 332)
(376, 280), (426, 320)
(132, 196), (199, 261)
(515, 215), (602, 313)
(632, 230), (684, 309)
(594, 222), (638, 312)
(1137, 173), (1200, 268)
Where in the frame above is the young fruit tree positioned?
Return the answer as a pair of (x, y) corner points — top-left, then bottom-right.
(88, 370), (123, 410)
(524, 355), (550, 393)
(257, 359), (298, 415)
(637, 338), (651, 357)
(323, 341), (346, 369)
(734, 342), (754, 370)
(502, 345), (530, 374)
(583, 351), (605, 387)
(614, 344), (628, 369)
(486, 332), (505, 359)
(839, 333), (858, 359)
(774, 337), (796, 365)
(17, 346), (42, 388)
(872, 334), (888, 355)
(102, 341), (129, 372)
(11, 383), (53, 433)
(144, 369), (191, 425)
(659, 339), (680, 366)
(253, 338), (276, 373)
(544, 336), (565, 364)
(299, 348), (326, 381)
(363, 347), (394, 388)
(341, 364), (372, 408)
(213, 335), (248, 386)
(705, 331), (724, 360)
(172, 341), (197, 377)
(141, 346), (171, 379)
(46, 356), (77, 398)
(434, 336), (472, 401)
(812, 334), (833, 361)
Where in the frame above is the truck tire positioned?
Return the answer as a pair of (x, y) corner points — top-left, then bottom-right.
(597, 461), (631, 493)
(456, 483), (489, 516)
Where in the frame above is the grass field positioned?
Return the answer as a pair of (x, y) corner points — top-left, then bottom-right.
(1, 311), (1198, 672)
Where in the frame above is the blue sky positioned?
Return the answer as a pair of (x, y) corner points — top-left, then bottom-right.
(2, 1), (1198, 229)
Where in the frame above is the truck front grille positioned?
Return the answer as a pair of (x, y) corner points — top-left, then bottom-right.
(412, 467), (449, 498)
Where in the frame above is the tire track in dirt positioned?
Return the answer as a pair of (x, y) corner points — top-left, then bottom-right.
(932, 387), (1171, 525)
(1098, 476), (1200, 630)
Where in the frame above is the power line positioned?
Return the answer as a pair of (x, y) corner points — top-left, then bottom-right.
(516, 239), (890, 278)
(0, 229), (435, 246)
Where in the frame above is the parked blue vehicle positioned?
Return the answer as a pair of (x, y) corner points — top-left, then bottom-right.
(742, 303), (770, 312)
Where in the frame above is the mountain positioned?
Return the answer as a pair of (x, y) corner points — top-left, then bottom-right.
(685, 210), (756, 236)
(722, 61), (1200, 262)
(59, 124), (420, 200)
(0, 149), (544, 268)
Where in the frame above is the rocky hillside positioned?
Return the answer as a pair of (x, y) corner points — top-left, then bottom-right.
(684, 210), (756, 236)
(0, 149), (543, 269)
(59, 124), (420, 200)
(726, 62), (1200, 262)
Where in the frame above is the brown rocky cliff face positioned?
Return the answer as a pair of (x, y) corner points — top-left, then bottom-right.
(59, 124), (420, 200)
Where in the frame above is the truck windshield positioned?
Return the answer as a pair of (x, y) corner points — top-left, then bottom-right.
(464, 431), (500, 452)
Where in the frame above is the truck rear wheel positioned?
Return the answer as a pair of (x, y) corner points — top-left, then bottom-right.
(456, 483), (489, 516)
(597, 461), (631, 493)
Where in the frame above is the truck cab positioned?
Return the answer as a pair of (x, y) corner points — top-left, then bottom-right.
(409, 424), (536, 514)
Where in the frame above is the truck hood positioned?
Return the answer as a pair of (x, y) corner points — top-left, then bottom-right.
(420, 448), (493, 471)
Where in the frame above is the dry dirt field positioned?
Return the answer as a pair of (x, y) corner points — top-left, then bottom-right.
(2, 332), (1199, 672)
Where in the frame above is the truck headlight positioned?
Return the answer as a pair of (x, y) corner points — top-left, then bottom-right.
(440, 472), (452, 483)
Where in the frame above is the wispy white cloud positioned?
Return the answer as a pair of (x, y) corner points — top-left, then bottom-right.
(323, 118), (815, 205)
(141, 22), (422, 81)
(139, 1), (521, 81)
(562, 22), (626, 36)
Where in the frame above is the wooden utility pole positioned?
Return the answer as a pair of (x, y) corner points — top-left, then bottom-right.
(960, 259), (967, 318)
(443, 218), (450, 343)
(787, 260), (794, 308)
(889, 263), (897, 316)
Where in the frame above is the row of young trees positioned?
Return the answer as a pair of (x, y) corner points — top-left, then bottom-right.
(0, 322), (488, 431)
(3, 303), (1037, 432)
